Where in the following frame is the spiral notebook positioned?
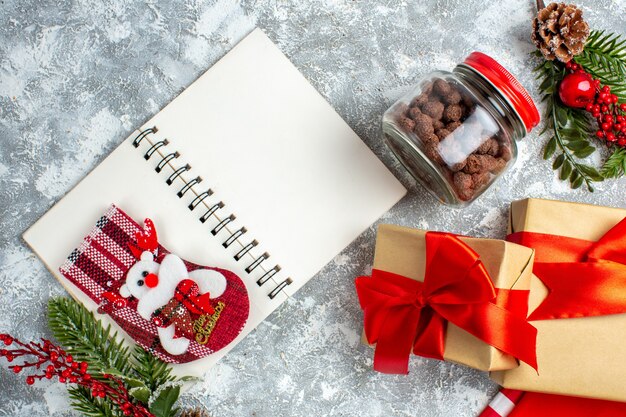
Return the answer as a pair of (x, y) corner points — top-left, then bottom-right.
(23, 29), (406, 376)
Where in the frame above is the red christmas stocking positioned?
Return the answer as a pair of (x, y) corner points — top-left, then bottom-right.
(59, 204), (249, 364)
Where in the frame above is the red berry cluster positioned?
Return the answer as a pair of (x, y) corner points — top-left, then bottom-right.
(0, 333), (154, 417)
(565, 62), (626, 147)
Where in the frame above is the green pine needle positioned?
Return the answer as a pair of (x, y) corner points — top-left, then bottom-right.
(47, 297), (185, 417)
(131, 346), (176, 393)
(48, 297), (133, 376)
(68, 386), (120, 417)
(601, 147), (626, 178)
(574, 30), (626, 101)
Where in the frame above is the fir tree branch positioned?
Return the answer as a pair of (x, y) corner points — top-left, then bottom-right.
(601, 147), (626, 178)
(574, 30), (626, 102)
(68, 386), (121, 417)
(131, 346), (177, 393)
(583, 30), (626, 70)
(47, 297), (133, 376)
(47, 298), (186, 417)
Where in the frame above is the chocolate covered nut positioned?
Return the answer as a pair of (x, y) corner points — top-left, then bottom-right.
(453, 172), (474, 201)
(433, 120), (444, 130)
(463, 155), (481, 174)
(476, 137), (499, 156)
(423, 133), (440, 146)
(492, 157), (507, 173)
(463, 154), (498, 174)
(433, 79), (452, 96)
(462, 93), (474, 108)
(456, 188), (474, 201)
(443, 104), (463, 122)
(409, 94), (428, 107)
(413, 113), (435, 138)
(447, 121), (462, 132)
(422, 101), (445, 120)
(472, 172), (491, 189)
(442, 90), (462, 105)
(411, 94), (429, 108)
(481, 155), (500, 171)
(436, 128), (451, 140)
(424, 142), (443, 164)
(398, 116), (416, 132)
(459, 103), (469, 118)
(462, 102), (477, 119)
(499, 144), (512, 161)
(408, 107), (422, 120)
(490, 140), (501, 156)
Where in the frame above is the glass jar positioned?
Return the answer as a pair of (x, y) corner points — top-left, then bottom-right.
(382, 52), (540, 206)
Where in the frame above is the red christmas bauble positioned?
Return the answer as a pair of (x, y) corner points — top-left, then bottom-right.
(559, 72), (596, 108)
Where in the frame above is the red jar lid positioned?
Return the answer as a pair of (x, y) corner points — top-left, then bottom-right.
(463, 52), (540, 133)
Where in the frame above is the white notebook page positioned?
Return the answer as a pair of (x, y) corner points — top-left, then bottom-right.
(144, 29), (406, 295)
(23, 28), (406, 375)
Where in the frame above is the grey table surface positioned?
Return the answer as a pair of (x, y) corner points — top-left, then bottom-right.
(1, 0), (625, 416)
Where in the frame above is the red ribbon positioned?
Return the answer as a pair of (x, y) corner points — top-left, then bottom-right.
(508, 216), (626, 321)
(507, 392), (626, 417)
(355, 232), (538, 374)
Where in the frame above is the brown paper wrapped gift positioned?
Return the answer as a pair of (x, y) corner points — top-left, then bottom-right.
(361, 224), (535, 372)
(491, 198), (626, 401)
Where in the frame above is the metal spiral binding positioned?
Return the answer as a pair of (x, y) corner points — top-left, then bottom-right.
(132, 128), (292, 299)
(257, 265), (280, 286)
(133, 126), (157, 147)
(188, 190), (213, 210)
(155, 152), (179, 173)
(199, 202), (224, 223)
(211, 214), (235, 235)
(268, 278), (293, 299)
(223, 227), (246, 248)
(246, 252), (268, 273)
(234, 240), (257, 260)
(166, 164), (190, 185)
(177, 176), (201, 198)
(145, 139), (168, 160)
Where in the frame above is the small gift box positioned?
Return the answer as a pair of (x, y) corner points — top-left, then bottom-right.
(356, 224), (537, 374)
(492, 198), (626, 402)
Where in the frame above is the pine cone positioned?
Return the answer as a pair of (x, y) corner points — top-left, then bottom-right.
(532, 2), (590, 62)
(179, 408), (210, 417)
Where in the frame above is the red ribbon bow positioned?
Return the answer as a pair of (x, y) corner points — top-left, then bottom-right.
(355, 232), (538, 374)
(508, 216), (626, 321)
